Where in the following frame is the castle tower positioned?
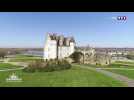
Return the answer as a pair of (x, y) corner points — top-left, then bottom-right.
(44, 33), (75, 60)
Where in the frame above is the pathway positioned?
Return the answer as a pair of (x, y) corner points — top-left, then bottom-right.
(0, 67), (25, 72)
(0, 58), (28, 72)
(3, 58), (28, 67)
(75, 64), (134, 87)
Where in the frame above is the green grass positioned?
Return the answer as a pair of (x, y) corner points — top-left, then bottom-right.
(102, 61), (134, 79)
(82, 61), (134, 69)
(9, 54), (42, 62)
(15, 54), (41, 58)
(0, 65), (125, 87)
(115, 61), (134, 64)
(110, 61), (134, 68)
(106, 69), (134, 80)
(107, 63), (134, 68)
(9, 58), (42, 62)
(0, 63), (20, 70)
(80, 61), (134, 80)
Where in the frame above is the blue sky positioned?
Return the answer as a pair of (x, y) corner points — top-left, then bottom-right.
(0, 12), (134, 48)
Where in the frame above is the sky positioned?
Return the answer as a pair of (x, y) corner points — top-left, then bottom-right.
(0, 12), (134, 48)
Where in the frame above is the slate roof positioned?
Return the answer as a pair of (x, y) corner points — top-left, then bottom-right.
(48, 33), (75, 46)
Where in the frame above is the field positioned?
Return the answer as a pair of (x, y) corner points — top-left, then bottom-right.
(107, 69), (134, 79)
(78, 61), (134, 83)
(0, 55), (133, 87)
(103, 61), (134, 79)
(0, 63), (21, 70)
(83, 61), (134, 69)
(0, 64), (125, 87)
(9, 54), (42, 62)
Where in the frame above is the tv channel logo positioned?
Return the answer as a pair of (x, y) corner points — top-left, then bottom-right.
(117, 16), (127, 21)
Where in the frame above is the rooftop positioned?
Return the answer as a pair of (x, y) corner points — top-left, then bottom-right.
(47, 33), (75, 46)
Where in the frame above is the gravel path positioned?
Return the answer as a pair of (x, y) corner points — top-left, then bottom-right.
(3, 58), (28, 67)
(95, 68), (134, 87)
(0, 67), (25, 72)
(7, 62), (28, 68)
(0, 58), (28, 72)
(75, 64), (134, 87)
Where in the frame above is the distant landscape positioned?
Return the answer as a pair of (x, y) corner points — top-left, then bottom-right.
(1, 12), (134, 87)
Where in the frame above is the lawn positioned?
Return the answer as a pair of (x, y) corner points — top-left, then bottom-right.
(0, 65), (125, 87)
(106, 69), (134, 80)
(83, 61), (134, 69)
(103, 61), (134, 79)
(79, 61), (134, 80)
(0, 63), (21, 70)
(15, 54), (41, 58)
(114, 61), (134, 64)
(9, 54), (43, 62)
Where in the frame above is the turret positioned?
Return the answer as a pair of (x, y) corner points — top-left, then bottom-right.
(58, 35), (64, 46)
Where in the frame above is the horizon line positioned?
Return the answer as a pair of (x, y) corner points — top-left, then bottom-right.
(1, 45), (134, 48)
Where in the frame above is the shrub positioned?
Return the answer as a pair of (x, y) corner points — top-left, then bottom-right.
(23, 61), (36, 72)
(126, 55), (134, 60)
(23, 59), (72, 72)
(69, 51), (83, 63)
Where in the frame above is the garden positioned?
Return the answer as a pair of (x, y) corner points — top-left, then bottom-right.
(0, 63), (125, 87)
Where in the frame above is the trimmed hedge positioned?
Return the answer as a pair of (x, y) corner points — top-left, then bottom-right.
(23, 59), (72, 72)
